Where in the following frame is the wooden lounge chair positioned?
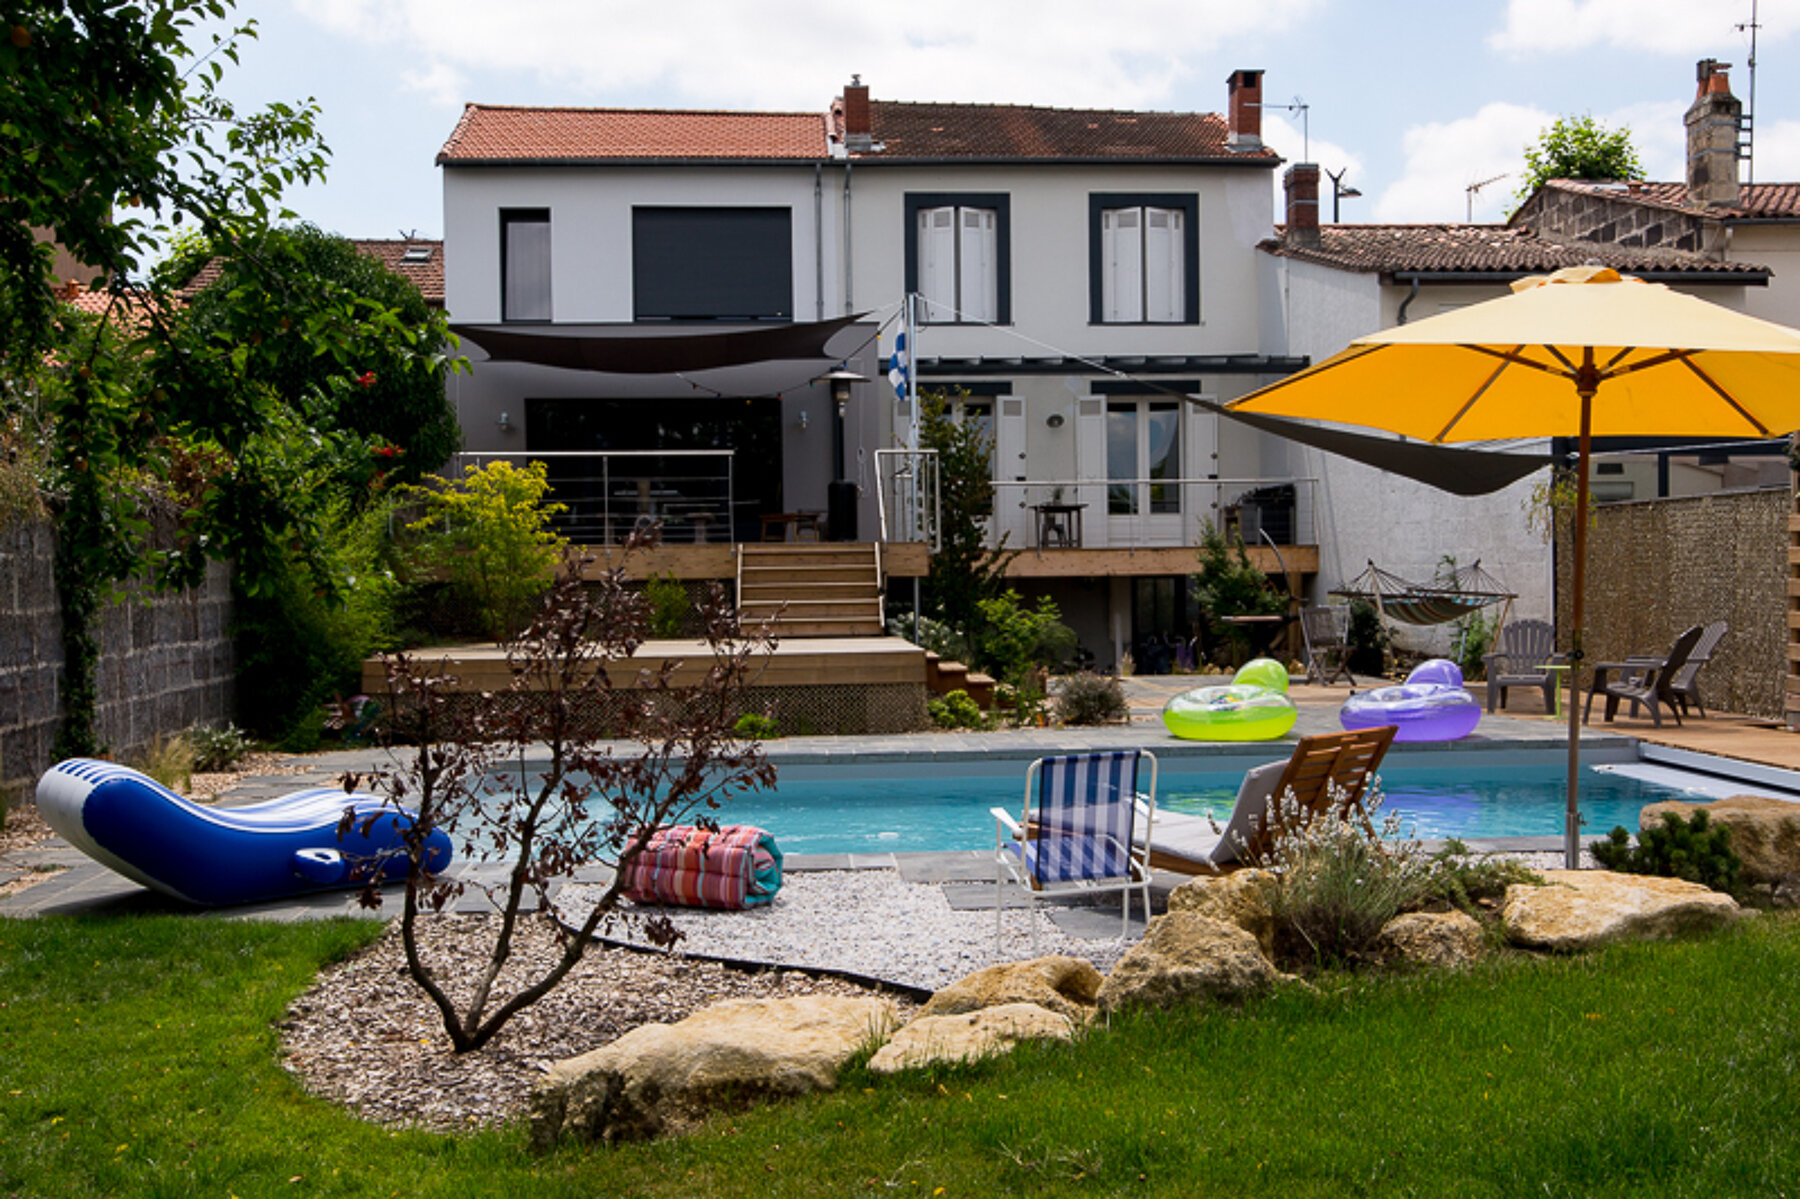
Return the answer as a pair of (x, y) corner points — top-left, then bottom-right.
(1299, 605), (1353, 685)
(1482, 618), (1561, 713)
(1591, 624), (1706, 729)
(994, 750), (1157, 952)
(1143, 726), (1397, 874)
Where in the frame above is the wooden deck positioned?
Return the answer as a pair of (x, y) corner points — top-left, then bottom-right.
(361, 635), (928, 694)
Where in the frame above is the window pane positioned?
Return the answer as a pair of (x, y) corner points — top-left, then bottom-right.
(1146, 402), (1180, 513)
(632, 207), (793, 321)
(503, 214), (551, 322)
(1107, 401), (1138, 514)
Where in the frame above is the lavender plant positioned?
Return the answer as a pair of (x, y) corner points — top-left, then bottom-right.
(348, 539), (776, 1053)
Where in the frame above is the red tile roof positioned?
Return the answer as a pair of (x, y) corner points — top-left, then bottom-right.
(438, 105), (831, 163)
(177, 239), (444, 307)
(1260, 223), (1768, 277)
(852, 100), (1273, 162)
(1543, 179), (1800, 220)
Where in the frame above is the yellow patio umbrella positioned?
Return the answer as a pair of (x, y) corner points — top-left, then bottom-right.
(1228, 265), (1800, 866)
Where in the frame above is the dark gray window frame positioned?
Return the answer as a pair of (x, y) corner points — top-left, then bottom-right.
(1087, 193), (1200, 325)
(631, 206), (794, 322)
(500, 208), (552, 324)
(903, 192), (1012, 326)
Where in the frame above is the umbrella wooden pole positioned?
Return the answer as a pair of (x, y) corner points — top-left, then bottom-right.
(1566, 366), (1597, 869)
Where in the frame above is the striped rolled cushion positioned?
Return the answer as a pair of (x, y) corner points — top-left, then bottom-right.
(621, 825), (784, 910)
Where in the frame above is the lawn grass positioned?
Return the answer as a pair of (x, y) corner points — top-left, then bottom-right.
(2, 912), (1797, 1197)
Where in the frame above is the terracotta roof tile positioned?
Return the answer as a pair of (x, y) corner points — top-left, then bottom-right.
(1544, 179), (1800, 220)
(438, 105), (830, 163)
(856, 99), (1272, 162)
(1260, 223), (1768, 276)
(177, 239), (444, 306)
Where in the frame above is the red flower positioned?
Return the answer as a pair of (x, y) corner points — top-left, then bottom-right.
(356, 370), (377, 388)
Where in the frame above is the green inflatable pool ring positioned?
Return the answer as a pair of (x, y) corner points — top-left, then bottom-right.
(1160, 660), (1297, 741)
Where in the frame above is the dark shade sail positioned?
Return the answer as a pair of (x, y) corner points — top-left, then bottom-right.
(451, 313), (868, 375)
(1184, 396), (1552, 496)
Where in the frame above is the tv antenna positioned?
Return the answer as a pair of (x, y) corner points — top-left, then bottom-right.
(1255, 96), (1310, 161)
(1737, 0), (1761, 185)
(1465, 172), (1509, 221)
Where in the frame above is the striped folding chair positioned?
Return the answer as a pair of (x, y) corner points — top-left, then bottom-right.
(992, 749), (1157, 953)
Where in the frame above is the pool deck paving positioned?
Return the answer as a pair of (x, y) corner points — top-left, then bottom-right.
(6, 670), (1799, 938)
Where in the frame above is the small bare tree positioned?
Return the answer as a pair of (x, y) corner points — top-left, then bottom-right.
(351, 540), (776, 1053)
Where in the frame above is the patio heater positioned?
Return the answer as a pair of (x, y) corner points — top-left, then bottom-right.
(814, 367), (867, 540)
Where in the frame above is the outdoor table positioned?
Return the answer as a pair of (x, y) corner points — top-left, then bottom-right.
(1219, 613), (1294, 660)
(759, 511), (822, 542)
(1030, 502), (1086, 548)
(1538, 662), (1573, 720)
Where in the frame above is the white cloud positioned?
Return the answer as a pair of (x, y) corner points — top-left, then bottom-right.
(1488, 0), (1797, 57)
(289, 0), (1324, 110)
(1261, 114), (1366, 221)
(1747, 119), (1800, 182)
(400, 62), (468, 109)
(1374, 102), (1551, 223)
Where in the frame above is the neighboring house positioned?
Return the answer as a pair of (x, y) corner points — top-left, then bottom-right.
(436, 74), (1312, 670)
(1261, 162), (1770, 653)
(176, 237), (445, 308)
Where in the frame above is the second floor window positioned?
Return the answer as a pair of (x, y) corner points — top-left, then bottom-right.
(502, 209), (551, 322)
(632, 207), (793, 321)
(1089, 194), (1199, 325)
(905, 193), (1011, 325)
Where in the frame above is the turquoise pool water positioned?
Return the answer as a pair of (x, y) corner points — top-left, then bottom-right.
(682, 761), (1724, 856)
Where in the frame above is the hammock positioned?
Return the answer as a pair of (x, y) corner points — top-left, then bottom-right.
(1329, 560), (1515, 627)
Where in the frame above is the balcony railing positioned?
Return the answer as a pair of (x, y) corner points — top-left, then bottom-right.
(451, 450), (737, 545)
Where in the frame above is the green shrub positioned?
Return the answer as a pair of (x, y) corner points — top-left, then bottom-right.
(1421, 839), (1545, 912)
(1193, 520), (1285, 664)
(1592, 809), (1742, 895)
(188, 723), (254, 773)
(733, 712), (780, 741)
(403, 459), (567, 640)
(927, 689), (987, 730)
(889, 612), (972, 662)
(1052, 672), (1129, 726)
(134, 733), (196, 794)
(975, 590), (1075, 686)
(1346, 598), (1391, 676)
(645, 573), (691, 638)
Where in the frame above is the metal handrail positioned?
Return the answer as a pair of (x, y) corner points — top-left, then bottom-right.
(452, 450), (737, 545)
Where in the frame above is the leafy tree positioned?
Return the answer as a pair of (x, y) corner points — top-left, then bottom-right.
(1515, 114), (1643, 207)
(357, 544), (777, 1054)
(919, 390), (1014, 652)
(1192, 521), (1284, 663)
(1, 3), (452, 756)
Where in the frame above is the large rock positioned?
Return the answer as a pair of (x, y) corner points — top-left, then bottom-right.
(1639, 795), (1800, 886)
(919, 955), (1102, 1024)
(1096, 912), (1286, 1013)
(1165, 868), (1278, 957)
(867, 1003), (1074, 1075)
(1375, 910), (1485, 969)
(1502, 870), (1740, 952)
(530, 995), (895, 1146)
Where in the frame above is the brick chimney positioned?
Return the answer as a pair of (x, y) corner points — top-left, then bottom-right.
(1284, 164), (1320, 247)
(1686, 58), (1742, 208)
(1227, 69), (1263, 151)
(843, 75), (872, 152)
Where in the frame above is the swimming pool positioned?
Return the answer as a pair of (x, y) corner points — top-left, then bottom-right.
(646, 755), (1797, 856)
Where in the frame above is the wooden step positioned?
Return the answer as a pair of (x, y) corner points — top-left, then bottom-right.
(762, 618), (886, 637)
(742, 601), (883, 621)
(741, 566), (880, 586)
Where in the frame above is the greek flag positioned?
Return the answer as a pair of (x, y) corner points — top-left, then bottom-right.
(887, 330), (908, 401)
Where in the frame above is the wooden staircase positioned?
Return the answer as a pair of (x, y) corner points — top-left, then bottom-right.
(737, 543), (885, 637)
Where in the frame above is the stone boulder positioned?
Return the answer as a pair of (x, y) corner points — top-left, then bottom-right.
(1502, 870), (1739, 952)
(1096, 912), (1287, 1013)
(919, 955), (1103, 1024)
(1165, 868), (1278, 957)
(867, 1003), (1074, 1075)
(530, 995), (894, 1147)
(1374, 910), (1485, 969)
(1639, 795), (1800, 885)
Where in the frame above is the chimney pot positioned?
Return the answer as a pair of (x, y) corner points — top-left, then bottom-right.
(1227, 68), (1264, 150)
(1284, 163), (1321, 247)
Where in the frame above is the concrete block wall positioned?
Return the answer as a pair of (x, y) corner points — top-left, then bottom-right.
(1556, 487), (1786, 719)
(0, 517), (234, 801)
(1518, 189), (1708, 255)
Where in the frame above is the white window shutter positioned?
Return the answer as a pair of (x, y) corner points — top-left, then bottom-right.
(1103, 208), (1143, 322)
(918, 207), (957, 322)
(959, 207), (997, 323)
(1144, 207), (1181, 322)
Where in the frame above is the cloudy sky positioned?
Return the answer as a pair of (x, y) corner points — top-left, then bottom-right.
(219, 0), (1798, 239)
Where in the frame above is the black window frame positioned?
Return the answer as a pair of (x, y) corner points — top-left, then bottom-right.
(1087, 192), (1200, 325)
(903, 192), (1012, 326)
(631, 206), (794, 322)
(500, 208), (553, 324)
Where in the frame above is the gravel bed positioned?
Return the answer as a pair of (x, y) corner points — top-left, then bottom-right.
(560, 870), (1132, 994)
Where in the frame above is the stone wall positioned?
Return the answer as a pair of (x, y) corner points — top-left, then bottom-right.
(1554, 486), (1786, 719)
(1516, 188), (1712, 255)
(0, 517), (234, 802)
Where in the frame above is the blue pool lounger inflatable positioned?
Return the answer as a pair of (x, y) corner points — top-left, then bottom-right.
(36, 758), (452, 907)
